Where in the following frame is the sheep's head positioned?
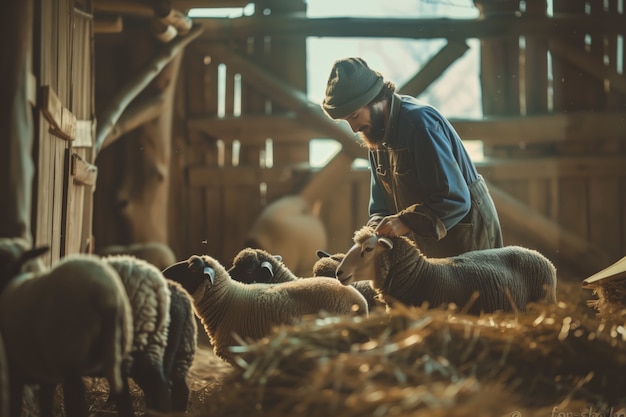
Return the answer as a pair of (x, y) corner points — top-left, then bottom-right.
(312, 250), (345, 277)
(0, 238), (49, 292)
(336, 227), (393, 285)
(163, 255), (221, 296)
(227, 247), (281, 284)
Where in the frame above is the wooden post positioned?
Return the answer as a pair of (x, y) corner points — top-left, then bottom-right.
(0, 0), (34, 241)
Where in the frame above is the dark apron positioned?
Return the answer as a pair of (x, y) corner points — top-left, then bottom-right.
(412, 176), (503, 258)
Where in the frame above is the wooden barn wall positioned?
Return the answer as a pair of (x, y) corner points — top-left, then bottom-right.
(172, 1), (312, 266)
(477, 0), (626, 272)
(171, 1), (625, 273)
(32, 0), (95, 265)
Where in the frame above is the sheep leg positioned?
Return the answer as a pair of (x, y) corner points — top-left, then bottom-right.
(7, 366), (25, 417)
(61, 376), (87, 417)
(38, 383), (56, 417)
(170, 374), (190, 412)
(110, 377), (135, 417)
(131, 358), (172, 412)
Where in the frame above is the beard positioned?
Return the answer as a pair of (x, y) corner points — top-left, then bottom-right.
(358, 103), (386, 148)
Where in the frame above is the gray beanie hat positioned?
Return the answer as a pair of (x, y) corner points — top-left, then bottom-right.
(322, 57), (384, 120)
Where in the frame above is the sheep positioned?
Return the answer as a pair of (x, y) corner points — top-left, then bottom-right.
(335, 226), (557, 315)
(98, 241), (177, 271)
(313, 250), (383, 312)
(162, 254), (368, 365)
(0, 331), (8, 417)
(101, 254), (172, 412)
(162, 279), (197, 412)
(228, 247), (381, 313)
(0, 238), (134, 417)
(245, 195), (327, 277)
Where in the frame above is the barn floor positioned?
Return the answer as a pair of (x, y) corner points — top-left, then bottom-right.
(22, 269), (626, 417)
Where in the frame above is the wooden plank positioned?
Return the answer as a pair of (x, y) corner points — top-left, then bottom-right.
(196, 15), (624, 41)
(71, 153), (98, 187)
(477, 156), (626, 180)
(550, 38), (626, 95)
(188, 114), (324, 142)
(188, 165), (290, 187)
(399, 41), (470, 97)
(74, 120), (94, 147)
(40, 85), (77, 140)
(488, 180), (611, 274)
(588, 178), (622, 261)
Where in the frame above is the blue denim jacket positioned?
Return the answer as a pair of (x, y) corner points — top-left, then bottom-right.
(368, 94), (502, 256)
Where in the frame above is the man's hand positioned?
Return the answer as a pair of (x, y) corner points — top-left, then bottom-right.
(374, 214), (410, 237)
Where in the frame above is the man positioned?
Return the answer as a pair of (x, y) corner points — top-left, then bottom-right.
(322, 57), (503, 258)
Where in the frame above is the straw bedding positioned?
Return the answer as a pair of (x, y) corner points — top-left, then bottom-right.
(17, 279), (626, 417)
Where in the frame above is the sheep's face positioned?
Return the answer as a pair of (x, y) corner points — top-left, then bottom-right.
(227, 248), (279, 284)
(163, 255), (217, 296)
(336, 233), (392, 285)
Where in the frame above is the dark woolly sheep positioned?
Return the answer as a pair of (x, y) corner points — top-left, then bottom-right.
(0, 238), (134, 417)
(162, 279), (197, 412)
(163, 254), (368, 365)
(336, 226), (558, 315)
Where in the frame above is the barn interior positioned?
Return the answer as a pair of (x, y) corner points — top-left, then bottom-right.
(1, 0), (626, 416)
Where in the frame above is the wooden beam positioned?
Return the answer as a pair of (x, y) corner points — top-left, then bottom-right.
(195, 15), (624, 41)
(187, 111), (626, 146)
(451, 112), (626, 143)
(93, 0), (154, 17)
(171, 0), (249, 11)
(399, 41), (470, 97)
(94, 15), (123, 33)
(477, 156), (626, 180)
(187, 114), (322, 142)
(188, 165), (293, 187)
(95, 24), (204, 155)
(99, 93), (165, 151)
(549, 38), (626, 95)
(40, 85), (77, 141)
(487, 181), (612, 275)
(71, 153), (98, 187)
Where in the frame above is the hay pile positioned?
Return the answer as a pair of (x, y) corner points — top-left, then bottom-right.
(18, 280), (626, 417)
(186, 300), (626, 417)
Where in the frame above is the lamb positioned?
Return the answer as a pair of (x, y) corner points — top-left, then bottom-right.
(313, 250), (382, 312)
(162, 254), (368, 365)
(228, 247), (381, 312)
(98, 241), (177, 270)
(0, 238), (134, 417)
(101, 254), (172, 412)
(162, 279), (197, 412)
(335, 226), (557, 315)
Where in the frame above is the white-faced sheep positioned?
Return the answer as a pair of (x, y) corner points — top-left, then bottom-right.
(0, 238), (134, 417)
(162, 254), (368, 365)
(98, 241), (177, 271)
(336, 226), (557, 315)
(313, 250), (383, 312)
(101, 254), (172, 412)
(162, 279), (197, 412)
(245, 195), (327, 277)
(228, 247), (380, 313)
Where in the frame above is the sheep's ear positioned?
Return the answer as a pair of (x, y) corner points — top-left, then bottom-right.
(18, 246), (49, 265)
(162, 260), (188, 280)
(273, 255), (282, 262)
(378, 237), (393, 250)
(316, 250), (331, 259)
(203, 266), (215, 284)
(261, 261), (274, 277)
